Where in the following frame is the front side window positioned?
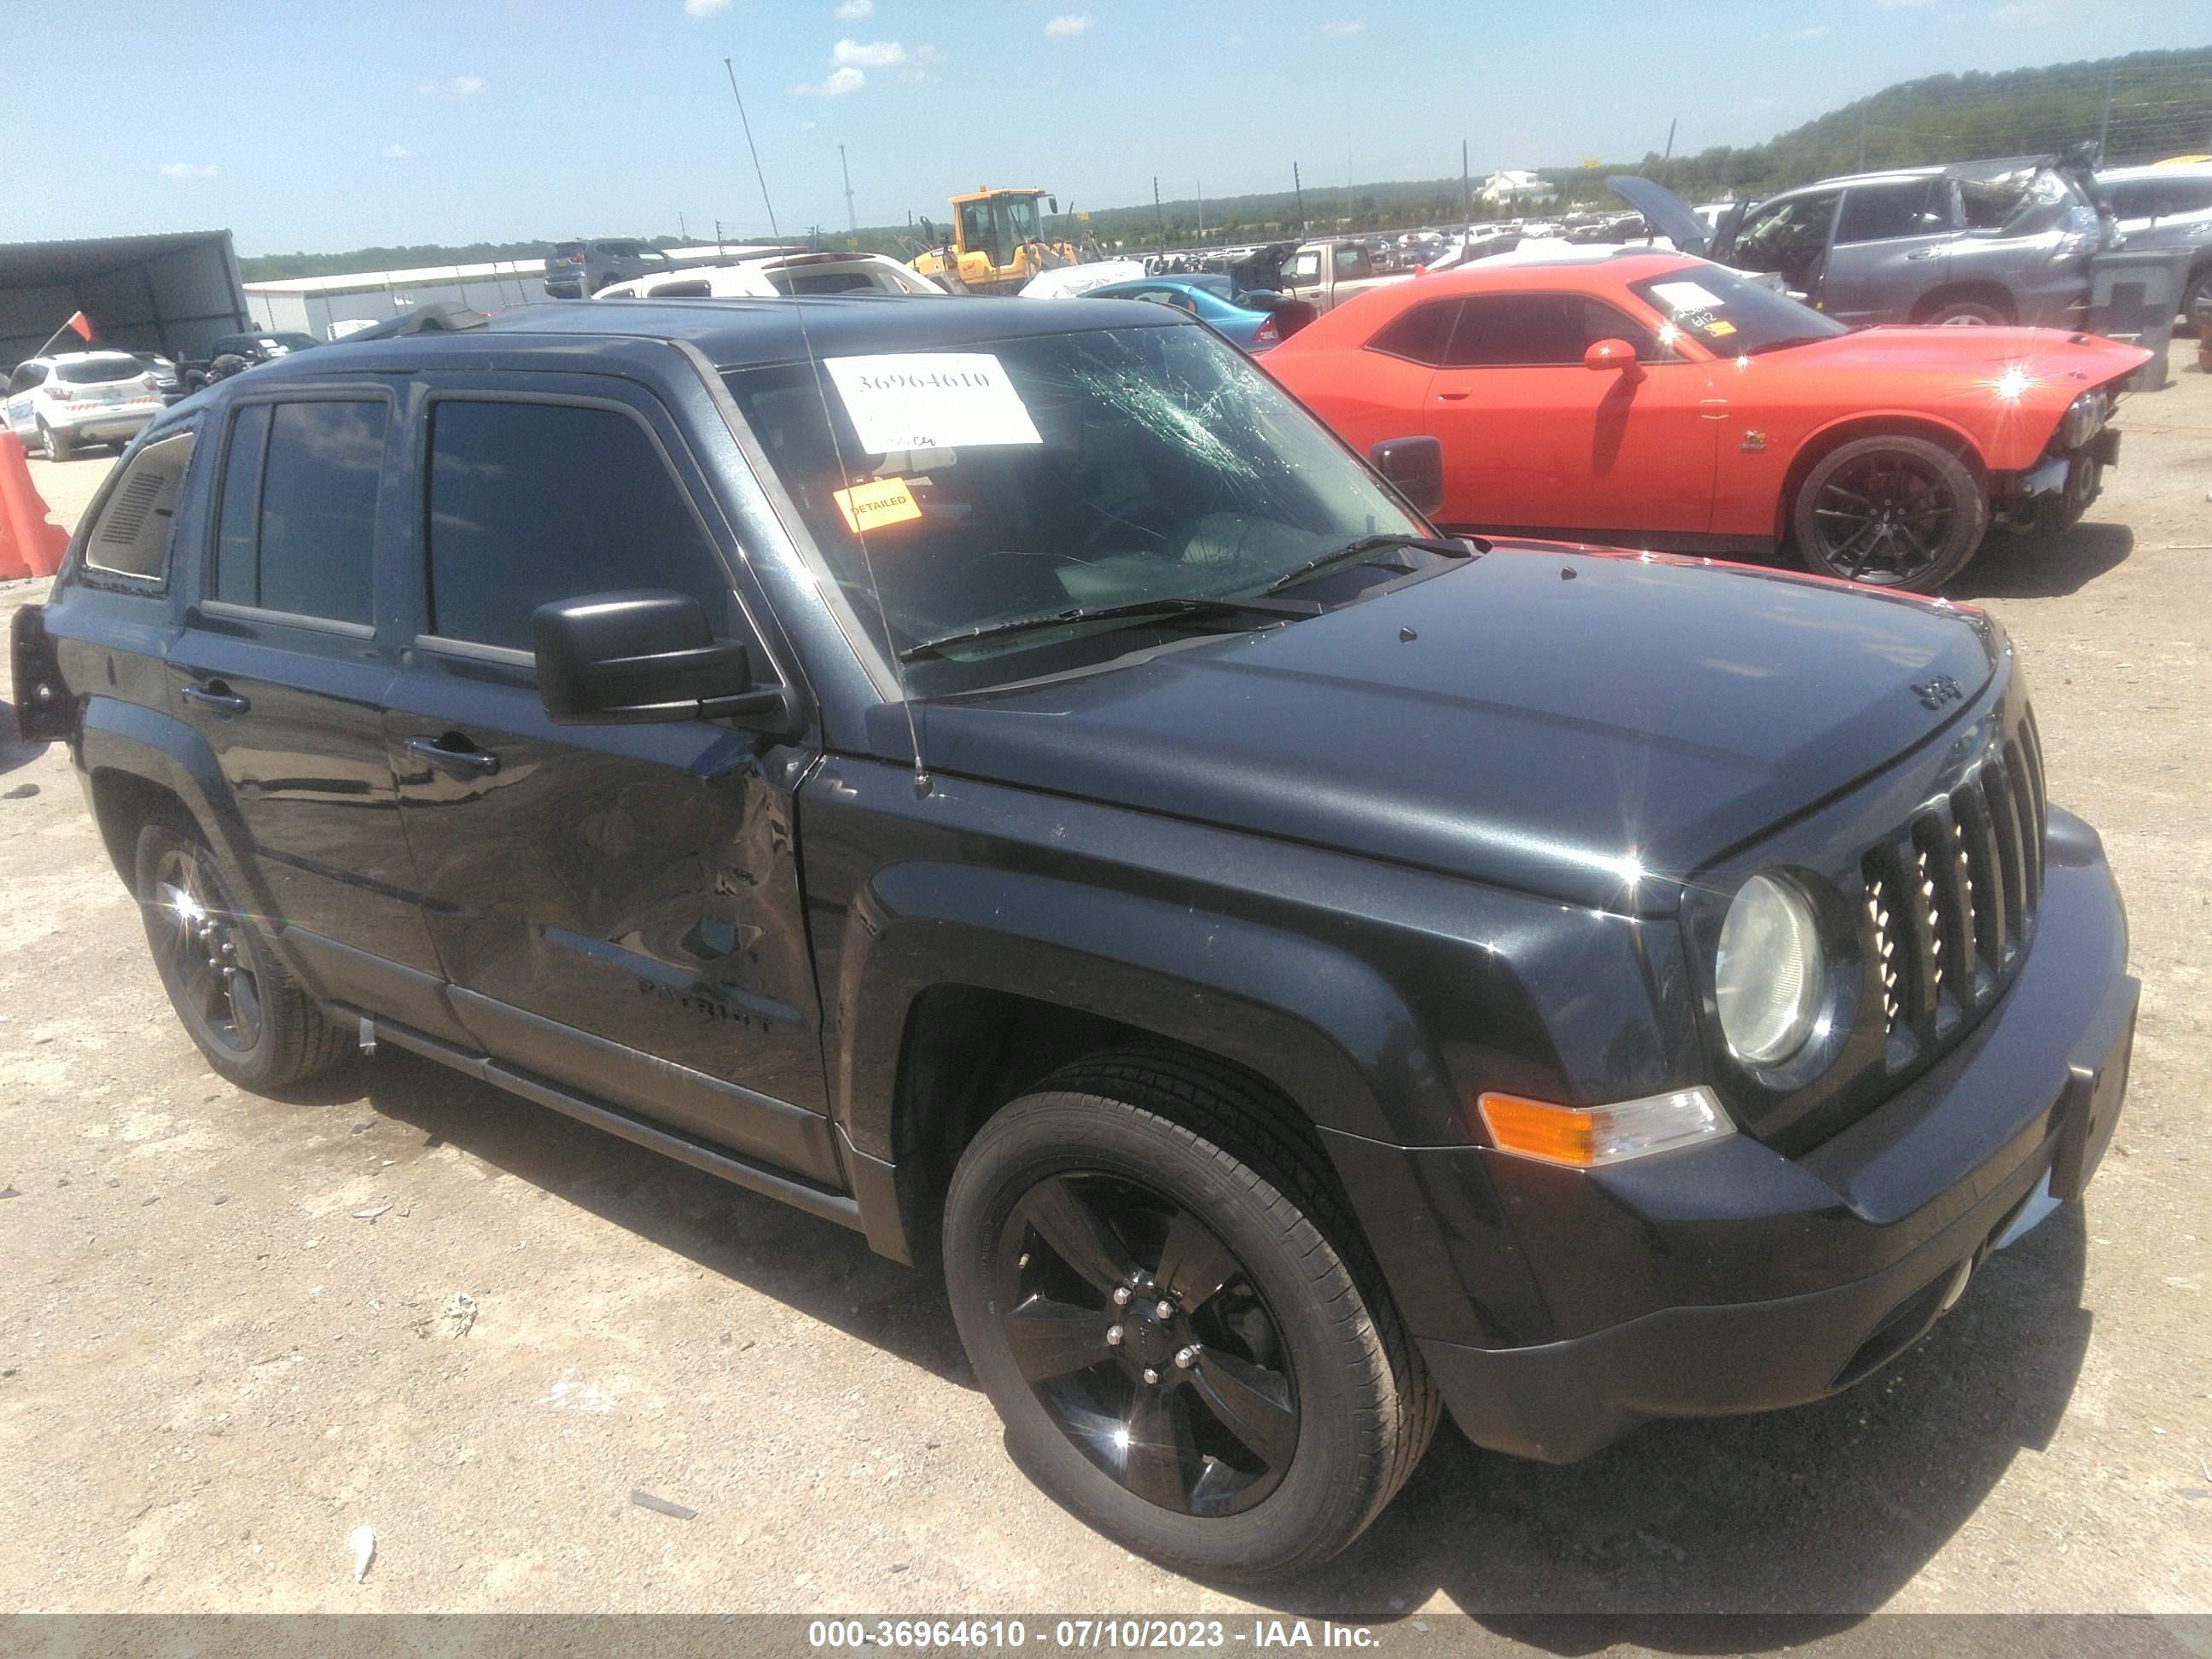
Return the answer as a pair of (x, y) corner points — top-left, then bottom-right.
(424, 399), (731, 653)
(83, 429), (196, 581)
(1440, 294), (1660, 366)
(1287, 251), (1321, 282)
(721, 323), (1425, 691)
(1733, 191), (1841, 276)
(211, 399), (385, 625)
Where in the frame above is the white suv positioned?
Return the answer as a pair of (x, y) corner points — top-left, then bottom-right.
(4, 351), (165, 461)
(2097, 163), (2212, 323)
(594, 251), (945, 300)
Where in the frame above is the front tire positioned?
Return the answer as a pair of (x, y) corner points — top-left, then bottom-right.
(944, 1051), (1436, 1580)
(1792, 434), (1988, 591)
(37, 421), (72, 462)
(133, 815), (349, 1092)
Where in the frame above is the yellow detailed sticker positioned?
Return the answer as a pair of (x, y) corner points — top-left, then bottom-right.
(832, 477), (924, 534)
(1706, 319), (1738, 337)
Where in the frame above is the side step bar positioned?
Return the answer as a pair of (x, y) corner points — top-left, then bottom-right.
(342, 1008), (867, 1236)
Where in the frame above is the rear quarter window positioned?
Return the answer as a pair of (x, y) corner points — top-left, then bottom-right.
(81, 429), (196, 584)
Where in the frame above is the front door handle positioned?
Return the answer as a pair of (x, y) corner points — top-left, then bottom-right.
(1906, 247), (1939, 261)
(1435, 390), (1471, 401)
(405, 735), (501, 777)
(181, 680), (250, 716)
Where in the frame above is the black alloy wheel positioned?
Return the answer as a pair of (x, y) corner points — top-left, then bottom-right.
(997, 1169), (1299, 1517)
(147, 838), (264, 1054)
(1793, 434), (1987, 592)
(943, 1052), (1438, 1579)
(132, 817), (350, 1091)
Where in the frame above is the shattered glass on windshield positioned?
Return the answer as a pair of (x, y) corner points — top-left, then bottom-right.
(724, 323), (1419, 688)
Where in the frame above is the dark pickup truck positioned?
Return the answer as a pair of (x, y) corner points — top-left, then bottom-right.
(10, 296), (2135, 1580)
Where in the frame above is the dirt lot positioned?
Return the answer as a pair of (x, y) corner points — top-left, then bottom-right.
(2, 351), (2209, 1624)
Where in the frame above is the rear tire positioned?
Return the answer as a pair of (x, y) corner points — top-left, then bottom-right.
(1792, 434), (1988, 592)
(133, 815), (349, 1092)
(2182, 265), (2209, 337)
(1923, 298), (2009, 327)
(943, 1050), (1437, 1580)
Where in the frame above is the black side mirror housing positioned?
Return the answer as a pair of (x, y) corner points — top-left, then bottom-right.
(533, 590), (788, 729)
(1369, 436), (1446, 518)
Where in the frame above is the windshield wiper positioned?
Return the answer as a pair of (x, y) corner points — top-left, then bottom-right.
(1260, 533), (1476, 596)
(897, 594), (1319, 663)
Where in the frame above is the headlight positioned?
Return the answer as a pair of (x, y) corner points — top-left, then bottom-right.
(1715, 872), (1825, 1066)
(2059, 391), (2110, 451)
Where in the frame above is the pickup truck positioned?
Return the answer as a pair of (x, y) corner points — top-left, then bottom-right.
(1262, 236), (1415, 314)
(12, 294), (2134, 1580)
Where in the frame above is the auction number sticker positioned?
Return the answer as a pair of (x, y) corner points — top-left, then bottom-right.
(825, 352), (1044, 453)
(1648, 279), (1724, 312)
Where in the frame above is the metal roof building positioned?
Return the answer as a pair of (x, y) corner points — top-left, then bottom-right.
(0, 231), (247, 368)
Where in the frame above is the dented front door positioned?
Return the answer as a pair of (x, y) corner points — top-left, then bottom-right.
(381, 371), (836, 1185)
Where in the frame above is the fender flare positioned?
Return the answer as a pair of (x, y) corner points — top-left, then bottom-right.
(830, 860), (1456, 1163)
(77, 696), (282, 924)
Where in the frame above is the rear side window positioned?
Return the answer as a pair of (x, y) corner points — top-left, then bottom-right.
(652, 278), (713, 298)
(1837, 181), (1942, 245)
(424, 399), (731, 653)
(211, 399), (386, 626)
(1367, 300), (1461, 365)
(83, 430), (195, 582)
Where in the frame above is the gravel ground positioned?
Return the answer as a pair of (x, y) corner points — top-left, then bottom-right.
(1, 348), (2208, 1622)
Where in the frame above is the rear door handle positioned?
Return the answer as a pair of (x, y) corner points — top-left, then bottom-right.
(181, 681), (250, 716)
(405, 735), (501, 777)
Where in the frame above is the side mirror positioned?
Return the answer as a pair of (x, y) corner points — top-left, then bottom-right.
(1049, 196), (1060, 215)
(1583, 338), (1644, 378)
(919, 216), (937, 244)
(533, 590), (787, 728)
(1369, 435), (1445, 517)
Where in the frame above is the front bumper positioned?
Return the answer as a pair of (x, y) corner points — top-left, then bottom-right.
(2000, 428), (2120, 534)
(1408, 807), (2134, 1463)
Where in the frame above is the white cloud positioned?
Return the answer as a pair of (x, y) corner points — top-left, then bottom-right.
(833, 0), (874, 15)
(1317, 17), (1365, 36)
(1778, 23), (1830, 36)
(800, 119), (819, 130)
(381, 143), (416, 160)
(1988, 0), (2065, 20)
(792, 64), (868, 96)
(684, 0), (731, 14)
(418, 74), (486, 96)
(834, 38), (905, 67)
(1044, 13), (1093, 38)
(1873, 0), (1937, 7)
(159, 162), (218, 179)
(899, 41), (944, 82)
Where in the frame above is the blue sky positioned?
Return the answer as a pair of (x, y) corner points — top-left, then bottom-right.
(5, 0), (2199, 254)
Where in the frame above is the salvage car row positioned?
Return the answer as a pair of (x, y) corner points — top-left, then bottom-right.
(14, 284), (2138, 1583)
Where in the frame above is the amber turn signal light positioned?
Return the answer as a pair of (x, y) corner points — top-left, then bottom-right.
(1476, 1086), (1733, 1168)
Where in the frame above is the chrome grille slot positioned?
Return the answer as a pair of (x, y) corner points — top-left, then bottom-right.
(1860, 712), (2045, 1057)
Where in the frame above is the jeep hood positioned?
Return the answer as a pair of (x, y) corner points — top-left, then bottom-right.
(886, 547), (2005, 914)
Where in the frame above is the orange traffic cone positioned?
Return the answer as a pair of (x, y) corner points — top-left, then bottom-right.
(0, 433), (70, 580)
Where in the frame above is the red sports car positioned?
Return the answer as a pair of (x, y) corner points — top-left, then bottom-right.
(1263, 251), (2151, 591)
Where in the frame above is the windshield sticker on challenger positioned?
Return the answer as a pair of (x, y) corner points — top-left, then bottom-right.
(832, 476), (924, 534)
(825, 353), (1043, 453)
(1648, 280), (1725, 313)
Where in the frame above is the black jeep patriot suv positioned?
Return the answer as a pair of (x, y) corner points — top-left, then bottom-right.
(12, 296), (2135, 1580)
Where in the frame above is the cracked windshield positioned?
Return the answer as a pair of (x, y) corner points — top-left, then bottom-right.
(723, 323), (1425, 689)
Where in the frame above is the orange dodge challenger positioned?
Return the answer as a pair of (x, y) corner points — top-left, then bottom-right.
(1263, 251), (2151, 591)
